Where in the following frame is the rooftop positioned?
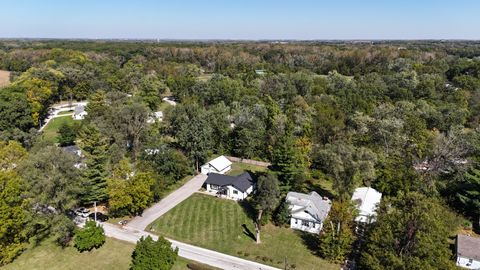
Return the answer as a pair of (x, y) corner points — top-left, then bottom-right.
(351, 187), (382, 219)
(457, 234), (480, 261)
(204, 172), (254, 192)
(286, 191), (331, 222)
(206, 155), (232, 171)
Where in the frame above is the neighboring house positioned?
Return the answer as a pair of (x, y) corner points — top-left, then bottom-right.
(456, 234), (480, 269)
(351, 187), (382, 223)
(147, 111), (163, 123)
(73, 105), (87, 120)
(201, 155), (232, 175)
(204, 172), (255, 200)
(61, 145), (85, 169)
(286, 191), (332, 234)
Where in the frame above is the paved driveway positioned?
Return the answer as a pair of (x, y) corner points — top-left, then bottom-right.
(102, 223), (279, 270)
(126, 173), (207, 231)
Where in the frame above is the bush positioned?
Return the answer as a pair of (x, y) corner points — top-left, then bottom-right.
(273, 200), (290, 226)
(131, 235), (178, 270)
(74, 221), (105, 252)
(58, 122), (78, 146)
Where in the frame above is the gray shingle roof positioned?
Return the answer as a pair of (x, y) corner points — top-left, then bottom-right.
(286, 191), (331, 222)
(204, 172), (254, 192)
(74, 105), (85, 114)
(457, 234), (480, 261)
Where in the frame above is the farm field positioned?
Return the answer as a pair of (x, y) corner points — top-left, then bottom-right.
(148, 194), (337, 270)
(0, 70), (10, 88)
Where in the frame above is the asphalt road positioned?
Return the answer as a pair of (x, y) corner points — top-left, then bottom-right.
(126, 173), (207, 231)
(102, 223), (280, 270)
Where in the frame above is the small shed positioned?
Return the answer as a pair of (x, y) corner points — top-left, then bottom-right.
(200, 155), (232, 175)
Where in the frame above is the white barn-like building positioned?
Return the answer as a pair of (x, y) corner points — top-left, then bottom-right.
(286, 191), (332, 234)
(351, 187), (382, 224)
(456, 234), (480, 269)
(201, 155), (232, 175)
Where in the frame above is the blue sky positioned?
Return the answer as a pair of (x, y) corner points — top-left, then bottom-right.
(0, 0), (479, 39)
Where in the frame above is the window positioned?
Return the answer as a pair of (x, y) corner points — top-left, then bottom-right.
(233, 190), (238, 195)
(302, 220), (310, 227)
(294, 219), (298, 225)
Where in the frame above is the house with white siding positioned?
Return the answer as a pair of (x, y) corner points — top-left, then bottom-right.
(201, 155), (232, 175)
(286, 191), (331, 234)
(203, 172), (255, 200)
(351, 187), (382, 224)
(456, 234), (480, 269)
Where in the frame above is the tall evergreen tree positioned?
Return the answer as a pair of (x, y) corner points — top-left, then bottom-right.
(457, 167), (480, 221)
(78, 124), (108, 204)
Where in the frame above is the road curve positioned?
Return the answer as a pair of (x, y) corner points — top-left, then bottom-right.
(102, 223), (280, 270)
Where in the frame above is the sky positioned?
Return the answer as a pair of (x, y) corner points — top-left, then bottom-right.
(0, 0), (479, 40)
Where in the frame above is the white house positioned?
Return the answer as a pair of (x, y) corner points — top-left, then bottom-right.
(61, 145), (85, 169)
(204, 172), (255, 200)
(73, 105), (87, 120)
(456, 234), (480, 269)
(147, 111), (163, 123)
(201, 155), (232, 175)
(286, 191), (332, 234)
(351, 187), (382, 224)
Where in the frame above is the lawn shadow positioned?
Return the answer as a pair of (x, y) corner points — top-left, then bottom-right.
(242, 223), (256, 241)
(298, 231), (320, 256)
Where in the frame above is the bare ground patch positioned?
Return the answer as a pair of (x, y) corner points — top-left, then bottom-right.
(0, 70), (11, 88)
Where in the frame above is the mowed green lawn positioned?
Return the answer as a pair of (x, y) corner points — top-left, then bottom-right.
(227, 162), (267, 176)
(148, 194), (337, 270)
(1, 238), (134, 270)
(1, 237), (217, 270)
(41, 116), (76, 143)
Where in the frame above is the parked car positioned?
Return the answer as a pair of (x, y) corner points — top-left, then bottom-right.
(88, 212), (109, 222)
(74, 207), (90, 218)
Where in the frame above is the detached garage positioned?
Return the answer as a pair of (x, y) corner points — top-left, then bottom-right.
(200, 155), (232, 175)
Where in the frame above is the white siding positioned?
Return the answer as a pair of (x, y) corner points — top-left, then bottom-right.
(290, 217), (322, 234)
(457, 256), (480, 269)
(200, 164), (231, 175)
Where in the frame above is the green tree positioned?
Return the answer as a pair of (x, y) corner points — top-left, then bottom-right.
(359, 192), (458, 270)
(74, 221), (105, 252)
(78, 125), (108, 204)
(253, 173), (280, 244)
(319, 200), (356, 263)
(58, 122), (78, 146)
(139, 74), (166, 110)
(0, 170), (28, 265)
(273, 199), (291, 226)
(107, 159), (154, 216)
(131, 235), (178, 270)
(457, 167), (480, 221)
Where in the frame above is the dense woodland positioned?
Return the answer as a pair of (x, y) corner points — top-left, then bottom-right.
(1, 40), (480, 269)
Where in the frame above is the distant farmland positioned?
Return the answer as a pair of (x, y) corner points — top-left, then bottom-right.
(0, 70), (11, 87)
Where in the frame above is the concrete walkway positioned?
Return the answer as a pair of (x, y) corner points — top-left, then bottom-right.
(102, 223), (279, 270)
(126, 173), (207, 231)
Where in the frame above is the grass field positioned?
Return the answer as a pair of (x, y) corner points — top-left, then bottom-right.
(148, 194), (337, 270)
(41, 116), (76, 143)
(1, 238), (134, 270)
(1, 237), (217, 270)
(227, 162), (267, 176)
(0, 70), (10, 88)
